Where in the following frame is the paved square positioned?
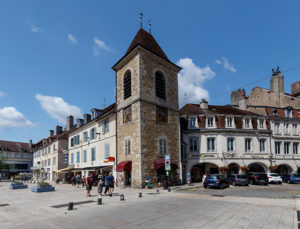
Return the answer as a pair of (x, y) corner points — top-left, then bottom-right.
(0, 182), (298, 229)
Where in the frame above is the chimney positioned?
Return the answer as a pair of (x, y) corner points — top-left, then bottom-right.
(29, 139), (32, 152)
(200, 99), (208, 109)
(270, 70), (284, 94)
(231, 88), (245, 105)
(83, 114), (91, 124)
(49, 130), (54, 136)
(291, 81), (300, 98)
(66, 115), (74, 131)
(55, 125), (63, 135)
(239, 97), (248, 110)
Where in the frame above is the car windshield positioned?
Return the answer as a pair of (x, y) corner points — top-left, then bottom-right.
(207, 175), (217, 179)
(236, 175), (247, 178)
(269, 173), (280, 177)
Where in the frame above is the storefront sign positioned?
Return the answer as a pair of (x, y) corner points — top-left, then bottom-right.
(64, 154), (68, 164)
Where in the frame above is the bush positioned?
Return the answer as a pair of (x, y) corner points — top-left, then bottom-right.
(37, 181), (50, 187)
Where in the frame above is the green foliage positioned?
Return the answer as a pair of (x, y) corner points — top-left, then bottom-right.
(37, 181), (50, 187)
(0, 156), (8, 171)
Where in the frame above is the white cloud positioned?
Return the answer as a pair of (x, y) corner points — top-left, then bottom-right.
(0, 91), (6, 98)
(68, 34), (77, 45)
(35, 94), (81, 124)
(177, 58), (215, 106)
(93, 37), (112, 56)
(0, 107), (33, 129)
(31, 26), (42, 33)
(215, 57), (236, 72)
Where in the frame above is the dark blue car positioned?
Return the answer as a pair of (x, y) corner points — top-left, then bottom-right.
(228, 174), (249, 186)
(282, 173), (300, 184)
(204, 174), (229, 189)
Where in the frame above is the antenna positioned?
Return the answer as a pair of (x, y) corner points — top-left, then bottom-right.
(148, 19), (152, 34)
(139, 12), (143, 28)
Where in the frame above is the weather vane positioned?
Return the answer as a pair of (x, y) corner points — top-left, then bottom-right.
(139, 12), (143, 28)
(148, 19), (152, 34)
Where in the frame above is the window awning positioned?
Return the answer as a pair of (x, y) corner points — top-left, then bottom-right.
(154, 158), (178, 170)
(56, 167), (74, 173)
(116, 161), (132, 172)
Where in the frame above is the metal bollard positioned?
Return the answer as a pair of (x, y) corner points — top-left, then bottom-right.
(138, 192), (142, 198)
(120, 194), (125, 201)
(297, 210), (300, 221)
(68, 202), (73, 210)
(156, 190), (160, 194)
(168, 188), (171, 192)
(97, 198), (102, 205)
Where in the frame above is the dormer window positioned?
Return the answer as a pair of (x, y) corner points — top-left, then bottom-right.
(244, 118), (250, 128)
(207, 117), (214, 128)
(189, 117), (196, 129)
(226, 117), (233, 128)
(285, 107), (292, 118)
(259, 119), (264, 128)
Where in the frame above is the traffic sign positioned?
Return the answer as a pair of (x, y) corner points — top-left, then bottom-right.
(165, 154), (171, 171)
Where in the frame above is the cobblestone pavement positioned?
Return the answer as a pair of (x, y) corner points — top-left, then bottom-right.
(0, 182), (298, 229)
(175, 183), (300, 199)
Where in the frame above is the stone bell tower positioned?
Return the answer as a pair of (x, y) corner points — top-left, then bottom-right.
(112, 28), (181, 188)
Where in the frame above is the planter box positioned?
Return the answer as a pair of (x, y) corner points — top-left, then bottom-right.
(31, 186), (55, 192)
(9, 183), (28, 189)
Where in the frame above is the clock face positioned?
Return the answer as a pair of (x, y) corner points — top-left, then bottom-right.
(156, 106), (168, 123)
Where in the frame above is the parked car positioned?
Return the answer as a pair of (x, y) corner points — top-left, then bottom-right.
(227, 174), (249, 186)
(282, 173), (300, 184)
(247, 172), (268, 185)
(266, 173), (282, 184)
(204, 174), (230, 189)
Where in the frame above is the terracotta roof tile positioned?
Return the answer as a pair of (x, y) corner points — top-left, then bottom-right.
(0, 140), (31, 152)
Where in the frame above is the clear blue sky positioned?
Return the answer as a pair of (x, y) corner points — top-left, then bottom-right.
(0, 0), (299, 143)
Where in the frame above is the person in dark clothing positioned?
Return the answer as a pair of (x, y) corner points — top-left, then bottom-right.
(104, 175), (109, 195)
(97, 174), (104, 196)
(107, 172), (115, 197)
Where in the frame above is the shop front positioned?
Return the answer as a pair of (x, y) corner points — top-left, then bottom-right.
(116, 160), (132, 187)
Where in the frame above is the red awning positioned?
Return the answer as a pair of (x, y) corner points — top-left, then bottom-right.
(154, 158), (178, 170)
(116, 161), (132, 172)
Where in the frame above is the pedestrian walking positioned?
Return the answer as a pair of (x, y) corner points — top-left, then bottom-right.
(107, 172), (115, 197)
(71, 176), (76, 186)
(186, 172), (191, 185)
(81, 176), (85, 187)
(119, 175), (124, 189)
(97, 174), (104, 196)
(76, 174), (81, 188)
(202, 173), (207, 185)
(86, 174), (93, 197)
(104, 175), (109, 195)
(145, 174), (150, 189)
(56, 177), (60, 185)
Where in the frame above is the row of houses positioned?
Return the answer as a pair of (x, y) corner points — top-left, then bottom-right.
(1, 27), (300, 187)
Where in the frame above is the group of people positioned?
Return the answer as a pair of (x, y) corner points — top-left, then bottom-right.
(88, 172), (115, 197)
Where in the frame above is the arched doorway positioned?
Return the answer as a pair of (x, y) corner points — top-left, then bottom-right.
(228, 163), (240, 175)
(274, 164), (293, 176)
(190, 163), (219, 182)
(248, 163), (267, 173)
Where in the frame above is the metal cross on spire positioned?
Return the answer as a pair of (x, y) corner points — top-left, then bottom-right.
(148, 19), (152, 34)
(139, 12), (143, 28)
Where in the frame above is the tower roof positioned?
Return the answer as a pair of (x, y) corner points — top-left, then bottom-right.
(125, 28), (170, 62)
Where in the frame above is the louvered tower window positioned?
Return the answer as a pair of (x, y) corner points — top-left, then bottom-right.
(123, 70), (131, 99)
(155, 71), (166, 99)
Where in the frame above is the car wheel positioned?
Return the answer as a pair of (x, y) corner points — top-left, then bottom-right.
(250, 180), (254, 185)
(279, 182), (282, 184)
(232, 181), (236, 186)
(220, 184), (223, 189)
(204, 185), (208, 189)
